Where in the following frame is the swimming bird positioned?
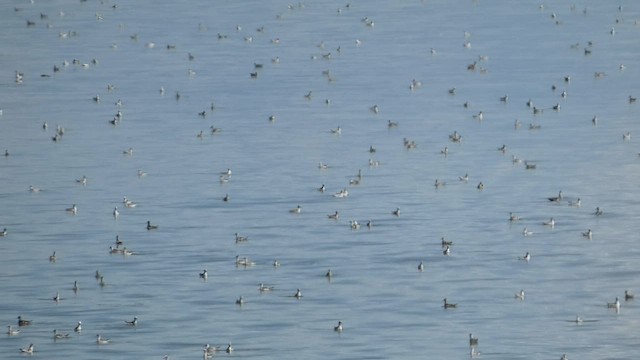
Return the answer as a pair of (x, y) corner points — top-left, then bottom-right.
(96, 334), (111, 344)
(138, 169), (147, 177)
(330, 126), (341, 135)
(113, 206), (119, 218)
(74, 321), (82, 332)
(548, 190), (563, 202)
(123, 147), (133, 156)
(204, 344), (218, 356)
(441, 237), (453, 247)
(473, 111), (483, 121)
(459, 173), (469, 182)
(625, 290), (634, 300)
(259, 283), (274, 292)
(29, 185), (41, 193)
(417, 260), (425, 271)
(326, 269), (333, 278)
(99, 276), (106, 287)
(125, 317), (138, 326)
(560, 354), (568, 360)
(273, 259), (280, 267)
(76, 176), (87, 185)
(49, 251), (57, 262)
(509, 212), (521, 222)
(594, 207), (603, 216)
(226, 343), (234, 353)
(443, 246), (451, 256)
(515, 289), (525, 300)
(235, 232), (248, 243)
(7, 325), (20, 336)
(519, 252), (531, 262)
(350, 220), (360, 230)
(477, 182), (484, 190)
(392, 207), (400, 216)
(523, 227), (533, 236)
(223, 194), (229, 202)
(19, 344), (34, 354)
(327, 211), (339, 220)
(543, 218), (555, 227)
(469, 333), (478, 346)
(289, 205), (302, 214)
(443, 298), (457, 308)
(17, 316), (32, 326)
(582, 229), (592, 239)
(367, 219), (373, 228)
(0, 228), (8, 237)
(53, 329), (70, 339)
(334, 321), (343, 332)
(66, 204), (78, 214)
(294, 289), (302, 298)
(72, 281), (79, 292)
(146, 221), (158, 230)
(199, 269), (208, 279)
(235, 296), (244, 305)
(53, 291), (60, 302)
(568, 198), (582, 207)
(318, 184), (326, 192)
(607, 297), (620, 311)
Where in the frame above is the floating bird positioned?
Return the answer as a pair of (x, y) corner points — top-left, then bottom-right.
(509, 212), (521, 222)
(19, 344), (34, 354)
(290, 205), (302, 214)
(443, 298), (457, 309)
(582, 229), (592, 239)
(125, 317), (138, 326)
(523, 227), (533, 236)
(325, 269), (333, 278)
(53, 291), (60, 302)
(607, 297), (620, 311)
(543, 218), (555, 227)
(49, 251), (57, 262)
(334, 321), (343, 332)
(235, 233), (248, 243)
(74, 321), (82, 332)
(418, 261), (424, 271)
(72, 281), (79, 292)
(7, 325), (20, 336)
(53, 329), (70, 339)
(226, 343), (234, 354)
(235, 296), (244, 305)
(259, 283), (274, 292)
(515, 289), (525, 300)
(443, 246), (451, 256)
(294, 289), (302, 298)
(327, 211), (339, 220)
(392, 208), (400, 216)
(469, 333), (478, 347)
(594, 207), (603, 216)
(199, 269), (208, 279)
(96, 334), (111, 344)
(113, 206), (119, 218)
(66, 204), (78, 214)
(76, 176), (87, 185)
(548, 190), (563, 202)
(146, 221), (158, 230)
(519, 252), (531, 262)
(625, 290), (634, 301)
(17, 316), (32, 326)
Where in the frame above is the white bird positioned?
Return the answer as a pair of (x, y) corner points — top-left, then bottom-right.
(334, 321), (343, 332)
(226, 343), (234, 353)
(294, 289), (302, 298)
(74, 321), (82, 332)
(96, 334), (111, 344)
(259, 283), (274, 292)
(523, 227), (533, 236)
(53, 329), (70, 339)
(125, 317), (138, 326)
(509, 212), (521, 222)
(113, 207), (119, 218)
(515, 289), (525, 300)
(199, 269), (208, 279)
(7, 325), (20, 336)
(289, 205), (302, 214)
(582, 229), (593, 239)
(469, 333), (478, 346)
(519, 252), (531, 262)
(543, 218), (555, 227)
(66, 204), (78, 214)
(19, 344), (34, 354)
(443, 246), (451, 256)
(418, 261), (424, 271)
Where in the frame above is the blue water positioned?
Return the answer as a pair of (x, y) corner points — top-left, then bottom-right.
(1, 1), (639, 359)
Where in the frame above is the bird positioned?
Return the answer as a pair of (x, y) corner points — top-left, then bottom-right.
(66, 204), (78, 214)
(226, 343), (234, 353)
(1, 228), (9, 237)
(294, 289), (302, 298)
(199, 269), (208, 279)
(327, 211), (339, 220)
(96, 334), (111, 344)
(568, 198), (582, 207)
(515, 289), (525, 300)
(113, 206), (119, 218)
(234, 233), (248, 243)
(443, 298), (457, 308)
(607, 297), (620, 310)
(235, 296), (244, 305)
(441, 237), (453, 246)
(125, 317), (138, 326)
(76, 176), (87, 185)
(392, 207), (400, 216)
(469, 333), (478, 346)
(509, 212), (521, 222)
(19, 344), (34, 354)
(74, 321), (82, 332)
(325, 269), (333, 278)
(29, 185), (41, 193)
(49, 251), (57, 262)
(6, 325), (20, 336)
(259, 283), (274, 292)
(523, 227), (533, 236)
(582, 229), (592, 239)
(519, 252), (531, 262)
(53, 329), (70, 339)
(17, 316), (32, 326)
(625, 290), (634, 301)
(543, 218), (555, 227)
(72, 281), (79, 292)
(318, 184), (326, 192)
(146, 221), (158, 230)
(334, 321), (343, 332)
(594, 207), (603, 216)
(53, 291), (60, 302)
(289, 205), (302, 214)
(560, 354), (568, 360)
(548, 190), (563, 202)
(418, 261), (424, 271)
(443, 246), (451, 256)
(223, 194), (230, 202)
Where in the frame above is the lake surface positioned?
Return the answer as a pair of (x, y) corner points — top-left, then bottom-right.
(1, 0), (639, 359)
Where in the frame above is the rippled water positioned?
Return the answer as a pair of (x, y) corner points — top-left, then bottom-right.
(1, 1), (639, 359)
